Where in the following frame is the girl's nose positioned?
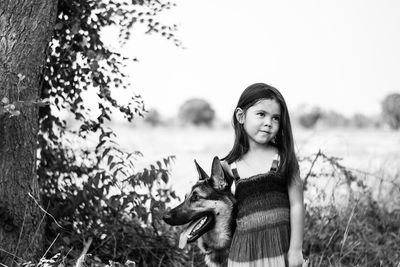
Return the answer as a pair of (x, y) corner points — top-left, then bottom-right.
(264, 117), (272, 127)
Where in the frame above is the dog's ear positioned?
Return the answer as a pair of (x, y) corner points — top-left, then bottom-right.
(194, 159), (209, 180)
(210, 156), (228, 191)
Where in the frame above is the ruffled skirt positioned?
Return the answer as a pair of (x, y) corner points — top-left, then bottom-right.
(228, 209), (290, 267)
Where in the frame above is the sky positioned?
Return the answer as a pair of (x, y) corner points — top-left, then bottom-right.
(104, 0), (400, 122)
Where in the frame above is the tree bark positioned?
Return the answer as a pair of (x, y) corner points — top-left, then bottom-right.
(0, 0), (57, 265)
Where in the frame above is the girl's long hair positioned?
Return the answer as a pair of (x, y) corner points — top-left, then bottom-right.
(223, 83), (298, 184)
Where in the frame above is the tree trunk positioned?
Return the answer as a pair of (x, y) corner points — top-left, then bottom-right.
(0, 0), (57, 265)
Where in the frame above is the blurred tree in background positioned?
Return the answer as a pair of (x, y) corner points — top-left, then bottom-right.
(178, 98), (215, 126)
(382, 93), (400, 129)
(294, 106), (385, 129)
(144, 108), (163, 126)
(298, 106), (322, 129)
(318, 110), (350, 128)
(351, 113), (372, 128)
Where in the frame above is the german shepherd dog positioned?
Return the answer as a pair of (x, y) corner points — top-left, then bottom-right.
(163, 157), (236, 267)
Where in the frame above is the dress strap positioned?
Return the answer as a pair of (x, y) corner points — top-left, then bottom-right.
(229, 162), (239, 195)
(270, 154), (280, 171)
(230, 162), (240, 181)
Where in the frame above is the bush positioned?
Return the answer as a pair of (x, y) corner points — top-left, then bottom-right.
(178, 98), (215, 126)
(301, 151), (400, 266)
(40, 136), (189, 266)
(305, 196), (400, 266)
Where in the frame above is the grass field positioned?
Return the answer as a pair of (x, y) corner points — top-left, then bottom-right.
(111, 124), (400, 202)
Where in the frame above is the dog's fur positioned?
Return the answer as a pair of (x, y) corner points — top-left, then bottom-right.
(163, 157), (236, 267)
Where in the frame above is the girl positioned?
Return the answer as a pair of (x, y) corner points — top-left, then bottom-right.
(222, 83), (305, 267)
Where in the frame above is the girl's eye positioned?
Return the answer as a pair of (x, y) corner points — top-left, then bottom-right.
(272, 116), (280, 122)
(257, 112), (265, 117)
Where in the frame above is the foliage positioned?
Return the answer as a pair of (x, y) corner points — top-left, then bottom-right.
(301, 150), (400, 266)
(381, 92), (400, 129)
(35, 0), (187, 265)
(42, 145), (186, 266)
(178, 98), (215, 126)
(304, 196), (400, 266)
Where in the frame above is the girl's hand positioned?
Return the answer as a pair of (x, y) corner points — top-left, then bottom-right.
(287, 249), (304, 267)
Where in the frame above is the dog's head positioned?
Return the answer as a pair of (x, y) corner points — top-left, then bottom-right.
(163, 156), (235, 247)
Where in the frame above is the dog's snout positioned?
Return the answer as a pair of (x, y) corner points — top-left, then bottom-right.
(162, 209), (188, 225)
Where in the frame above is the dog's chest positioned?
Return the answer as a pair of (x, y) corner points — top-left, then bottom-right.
(202, 226), (230, 249)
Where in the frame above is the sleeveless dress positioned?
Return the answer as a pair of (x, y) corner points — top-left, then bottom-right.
(227, 156), (291, 267)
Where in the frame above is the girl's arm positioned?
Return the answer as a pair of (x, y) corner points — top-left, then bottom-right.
(287, 170), (305, 266)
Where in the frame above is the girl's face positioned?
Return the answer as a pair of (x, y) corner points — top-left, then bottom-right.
(236, 98), (281, 148)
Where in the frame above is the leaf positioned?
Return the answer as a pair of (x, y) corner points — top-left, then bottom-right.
(71, 23), (80, 35)
(163, 158), (169, 166)
(170, 191), (177, 199)
(107, 155), (114, 165)
(141, 169), (151, 184)
(161, 172), (168, 184)
(54, 22), (63, 30)
(102, 147), (111, 158)
(94, 173), (101, 187)
(87, 50), (97, 59)
(156, 161), (162, 169)
(110, 162), (117, 170)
